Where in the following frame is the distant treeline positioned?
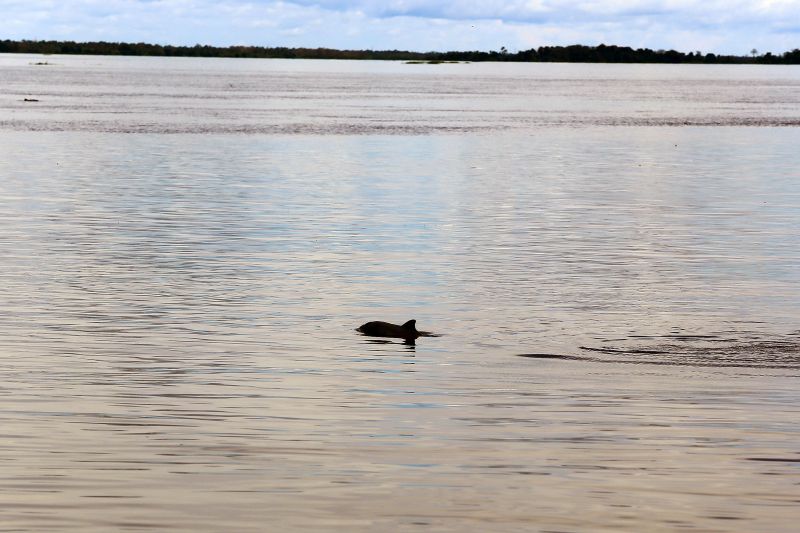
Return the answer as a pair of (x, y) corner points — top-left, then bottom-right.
(2, 39), (800, 64)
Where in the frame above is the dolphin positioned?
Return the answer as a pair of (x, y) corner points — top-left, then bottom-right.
(356, 319), (423, 340)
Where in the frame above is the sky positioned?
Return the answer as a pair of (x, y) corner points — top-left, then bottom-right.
(2, 0), (799, 55)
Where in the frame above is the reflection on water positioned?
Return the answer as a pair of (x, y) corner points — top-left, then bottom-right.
(1, 57), (799, 532)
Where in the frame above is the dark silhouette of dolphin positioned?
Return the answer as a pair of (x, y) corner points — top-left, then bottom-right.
(357, 319), (423, 340)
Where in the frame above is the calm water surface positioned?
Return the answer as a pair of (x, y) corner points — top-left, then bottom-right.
(1, 54), (799, 531)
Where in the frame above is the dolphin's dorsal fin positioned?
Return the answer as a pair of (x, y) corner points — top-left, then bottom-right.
(401, 319), (417, 331)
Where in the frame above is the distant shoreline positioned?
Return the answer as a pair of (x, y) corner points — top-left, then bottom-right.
(3, 39), (800, 64)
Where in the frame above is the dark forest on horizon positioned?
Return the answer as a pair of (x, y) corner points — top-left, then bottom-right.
(2, 39), (800, 64)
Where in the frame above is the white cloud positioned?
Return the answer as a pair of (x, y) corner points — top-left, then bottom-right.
(0, 0), (799, 54)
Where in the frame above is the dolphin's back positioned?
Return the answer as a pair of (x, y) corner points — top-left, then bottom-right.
(357, 319), (418, 339)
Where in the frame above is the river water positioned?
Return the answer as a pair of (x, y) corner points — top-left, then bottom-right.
(1, 54), (799, 532)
